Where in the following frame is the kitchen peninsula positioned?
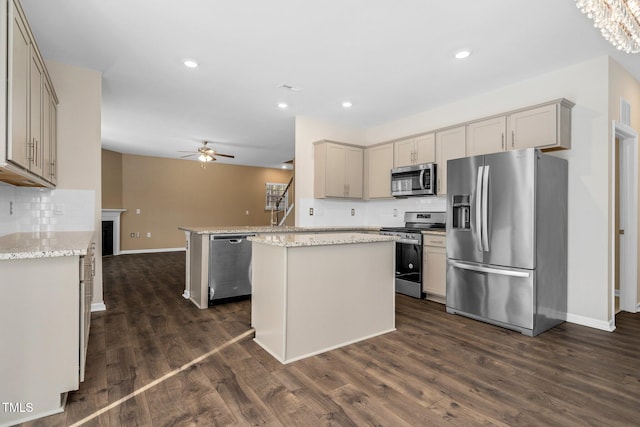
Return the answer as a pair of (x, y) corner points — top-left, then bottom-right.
(249, 232), (396, 363)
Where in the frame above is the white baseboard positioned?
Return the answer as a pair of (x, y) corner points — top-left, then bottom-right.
(91, 302), (107, 312)
(119, 247), (186, 255)
(566, 313), (616, 332)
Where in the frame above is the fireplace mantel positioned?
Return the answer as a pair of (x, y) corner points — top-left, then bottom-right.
(101, 209), (126, 255)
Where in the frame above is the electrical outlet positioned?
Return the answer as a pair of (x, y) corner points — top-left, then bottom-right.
(309, 207), (314, 216)
(245, 210), (249, 215)
(9, 201), (13, 215)
(393, 208), (398, 217)
(135, 232), (140, 238)
(136, 208), (141, 214)
(351, 208), (355, 216)
(146, 232), (151, 238)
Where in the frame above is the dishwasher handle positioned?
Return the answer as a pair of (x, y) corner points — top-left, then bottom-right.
(210, 233), (256, 241)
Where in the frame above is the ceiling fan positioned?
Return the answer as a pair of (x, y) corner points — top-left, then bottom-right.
(179, 141), (235, 162)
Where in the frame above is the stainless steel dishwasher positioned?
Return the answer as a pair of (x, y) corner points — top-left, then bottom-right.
(208, 233), (255, 304)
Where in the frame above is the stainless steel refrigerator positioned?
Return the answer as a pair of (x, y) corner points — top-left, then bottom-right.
(446, 148), (567, 336)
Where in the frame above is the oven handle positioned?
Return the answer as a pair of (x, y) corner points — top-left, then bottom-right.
(396, 238), (422, 245)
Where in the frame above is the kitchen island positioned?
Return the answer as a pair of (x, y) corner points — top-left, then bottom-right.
(178, 225), (381, 308)
(249, 232), (396, 364)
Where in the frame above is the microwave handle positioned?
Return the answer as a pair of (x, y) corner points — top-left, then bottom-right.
(419, 169), (426, 190)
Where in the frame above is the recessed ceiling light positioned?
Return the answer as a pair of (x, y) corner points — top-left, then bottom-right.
(454, 49), (471, 59)
(342, 101), (353, 108)
(277, 102), (288, 109)
(183, 59), (199, 68)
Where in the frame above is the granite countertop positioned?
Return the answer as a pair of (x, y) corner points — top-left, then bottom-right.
(178, 225), (382, 234)
(422, 229), (446, 236)
(248, 232), (397, 248)
(0, 231), (94, 260)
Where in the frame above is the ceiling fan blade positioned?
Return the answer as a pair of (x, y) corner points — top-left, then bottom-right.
(213, 152), (235, 158)
(180, 154), (197, 158)
(284, 159), (294, 164)
(178, 150), (195, 153)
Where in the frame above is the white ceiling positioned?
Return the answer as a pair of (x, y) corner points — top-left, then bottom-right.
(19, 0), (640, 169)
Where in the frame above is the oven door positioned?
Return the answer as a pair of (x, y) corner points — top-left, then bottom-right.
(395, 237), (423, 298)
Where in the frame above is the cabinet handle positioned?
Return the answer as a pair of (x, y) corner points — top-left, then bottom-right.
(501, 133), (504, 149)
(511, 130), (515, 148)
(27, 139), (33, 162)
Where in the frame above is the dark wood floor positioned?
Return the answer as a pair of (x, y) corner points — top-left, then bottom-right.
(19, 252), (640, 426)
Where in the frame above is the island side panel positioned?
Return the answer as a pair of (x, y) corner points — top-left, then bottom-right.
(251, 242), (287, 362)
(188, 233), (209, 309)
(285, 241), (395, 363)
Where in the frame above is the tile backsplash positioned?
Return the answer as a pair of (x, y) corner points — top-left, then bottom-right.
(0, 182), (95, 236)
(297, 196), (447, 228)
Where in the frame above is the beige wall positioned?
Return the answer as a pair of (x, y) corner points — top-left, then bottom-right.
(102, 152), (292, 251)
(46, 61), (103, 307)
(101, 149), (122, 208)
(608, 58), (640, 311)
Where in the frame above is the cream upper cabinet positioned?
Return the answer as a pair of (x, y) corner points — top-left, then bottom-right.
(43, 80), (58, 184)
(314, 140), (363, 199)
(393, 133), (435, 167)
(466, 116), (506, 156)
(364, 142), (393, 199)
(2, 0), (59, 187)
(507, 99), (574, 151)
(8, 4), (30, 171)
(423, 234), (446, 300)
(435, 126), (466, 195)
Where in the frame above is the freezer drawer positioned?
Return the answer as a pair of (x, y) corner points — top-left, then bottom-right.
(446, 260), (535, 332)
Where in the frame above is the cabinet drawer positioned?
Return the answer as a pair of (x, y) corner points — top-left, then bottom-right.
(423, 234), (446, 247)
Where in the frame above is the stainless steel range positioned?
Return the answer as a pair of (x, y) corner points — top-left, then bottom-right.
(380, 211), (446, 298)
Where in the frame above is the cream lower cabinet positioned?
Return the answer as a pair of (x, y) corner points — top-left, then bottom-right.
(365, 142), (393, 199)
(314, 140), (363, 199)
(0, 246), (93, 426)
(423, 233), (447, 302)
(435, 126), (466, 195)
(393, 133), (435, 168)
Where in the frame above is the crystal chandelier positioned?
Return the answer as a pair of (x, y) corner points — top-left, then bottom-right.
(575, 0), (640, 53)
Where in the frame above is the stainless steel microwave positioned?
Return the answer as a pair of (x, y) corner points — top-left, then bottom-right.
(391, 163), (437, 197)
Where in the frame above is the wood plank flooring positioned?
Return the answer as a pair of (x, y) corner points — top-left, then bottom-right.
(17, 251), (640, 426)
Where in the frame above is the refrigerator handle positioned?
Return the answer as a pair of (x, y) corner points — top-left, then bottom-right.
(475, 166), (484, 252)
(449, 260), (531, 278)
(482, 165), (490, 252)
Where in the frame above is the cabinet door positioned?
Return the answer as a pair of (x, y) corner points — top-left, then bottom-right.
(365, 143), (393, 199)
(508, 104), (557, 150)
(345, 146), (363, 198)
(49, 93), (58, 185)
(414, 133), (435, 164)
(423, 245), (447, 297)
(436, 126), (466, 195)
(325, 143), (348, 197)
(29, 50), (44, 176)
(43, 82), (52, 182)
(466, 116), (506, 156)
(9, 10), (31, 170)
(393, 138), (416, 168)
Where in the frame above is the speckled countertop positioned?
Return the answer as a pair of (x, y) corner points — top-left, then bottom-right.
(249, 232), (397, 248)
(178, 225), (382, 234)
(422, 230), (446, 236)
(0, 231), (94, 260)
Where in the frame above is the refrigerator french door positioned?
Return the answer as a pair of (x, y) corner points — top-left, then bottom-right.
(446, 148), (567, 336)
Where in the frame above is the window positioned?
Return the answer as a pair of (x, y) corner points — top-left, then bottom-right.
(265, 182), (288, 211)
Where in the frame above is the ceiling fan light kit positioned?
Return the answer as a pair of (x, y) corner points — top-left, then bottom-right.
(179, 141), (235, 163)
(575, 0), (640, 53)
